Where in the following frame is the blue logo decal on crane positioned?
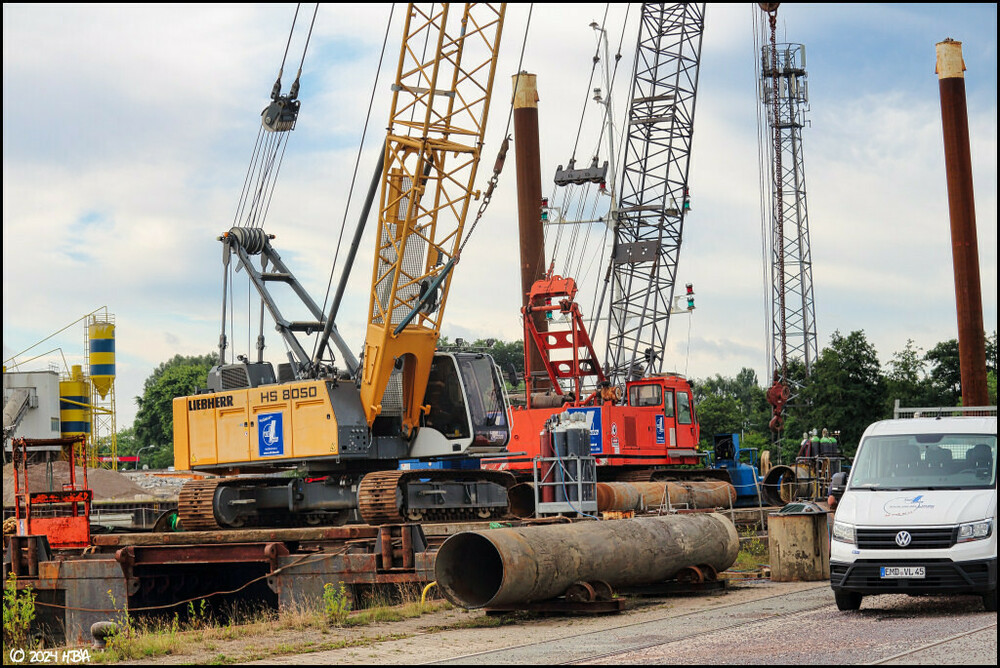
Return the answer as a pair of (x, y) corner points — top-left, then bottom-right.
(258, 412), (284, 457)
(567, 407), (603, 454)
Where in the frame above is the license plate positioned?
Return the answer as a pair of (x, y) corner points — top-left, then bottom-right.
(880, 566), (925, 579)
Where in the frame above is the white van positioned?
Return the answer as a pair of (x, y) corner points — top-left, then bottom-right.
(829, 412), (997, 611)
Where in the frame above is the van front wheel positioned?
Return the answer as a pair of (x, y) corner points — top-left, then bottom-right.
(834, 590), (863, 611)
(984, 588), (997, 612)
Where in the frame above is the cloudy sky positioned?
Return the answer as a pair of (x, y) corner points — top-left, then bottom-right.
(3, 3), (997, 429)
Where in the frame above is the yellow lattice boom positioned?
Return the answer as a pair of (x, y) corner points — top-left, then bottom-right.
(361, 3), (505, 434)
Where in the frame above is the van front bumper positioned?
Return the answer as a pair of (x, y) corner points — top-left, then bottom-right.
(830, 558), (996, 596)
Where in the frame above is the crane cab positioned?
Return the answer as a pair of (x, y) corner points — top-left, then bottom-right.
(409, 352), (511, 458)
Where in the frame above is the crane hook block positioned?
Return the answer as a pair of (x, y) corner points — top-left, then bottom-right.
(262, 96), (301, 133)
(554, 157), (609, 187)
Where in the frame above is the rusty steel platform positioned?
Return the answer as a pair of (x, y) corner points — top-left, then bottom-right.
(4, 521), (492, 646)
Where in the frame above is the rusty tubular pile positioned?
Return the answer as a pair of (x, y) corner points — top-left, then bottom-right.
(435, 513), (739, 609)
(507, 480), (738, 519)
(761, 464), (811, 506)
(594, 481), (737, 512)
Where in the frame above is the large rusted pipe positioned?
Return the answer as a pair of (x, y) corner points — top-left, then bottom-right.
(761, 464), (811, 506)
(595, 481), (737, 512)
(435, 514), (739, 609)
(936, 38), (988, 407)
(508, 482), (537, 518)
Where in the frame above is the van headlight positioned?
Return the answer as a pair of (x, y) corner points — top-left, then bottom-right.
(832, 521), (855, 544)
(957, 519), (992, 543)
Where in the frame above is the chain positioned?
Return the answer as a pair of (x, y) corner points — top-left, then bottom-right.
(457, 135), (511, 258)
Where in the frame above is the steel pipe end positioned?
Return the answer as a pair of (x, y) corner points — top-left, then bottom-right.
(435, 532), (505, 609)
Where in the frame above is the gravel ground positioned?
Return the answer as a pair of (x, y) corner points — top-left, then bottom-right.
(248, 581), (996, 666)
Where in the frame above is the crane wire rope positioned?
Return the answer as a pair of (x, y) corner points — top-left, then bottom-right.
(547, 5), (609, 273)
(231, 3), (318, 233)
(546, 5), (629, 309)
(257, 4), (319, 229)
(231, 2), (301, 230)
(752, 6), (773, 382)
(227, 4), (320, 362)
(310, 3), (397, 365)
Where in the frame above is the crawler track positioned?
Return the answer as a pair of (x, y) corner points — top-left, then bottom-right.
(177, 477), (224, 531)
(358, 469), (515, 525)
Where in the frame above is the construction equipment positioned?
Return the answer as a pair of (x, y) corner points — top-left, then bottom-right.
(174, 3), (514, 529)
(9, 436), (92, 549)
(486, 5), (719, 492)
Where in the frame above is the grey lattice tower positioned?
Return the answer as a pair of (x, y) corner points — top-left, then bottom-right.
(603, 3), (705, 384)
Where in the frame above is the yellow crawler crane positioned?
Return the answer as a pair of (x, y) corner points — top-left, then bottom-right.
(174, 4), (514, 530)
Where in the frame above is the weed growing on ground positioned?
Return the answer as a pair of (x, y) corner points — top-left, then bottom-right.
(3, 571), (37, 650)
(323, 582), (352, 626)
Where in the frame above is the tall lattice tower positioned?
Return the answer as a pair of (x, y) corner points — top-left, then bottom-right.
(85, 312), (118, 469)
(602, 3), (705, 384)
(759, 40), (818, 390)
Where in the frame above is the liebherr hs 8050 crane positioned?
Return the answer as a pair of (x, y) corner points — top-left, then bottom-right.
(174, 4), (514, 529)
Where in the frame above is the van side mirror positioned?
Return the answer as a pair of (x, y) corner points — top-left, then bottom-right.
(829, 472), (848, 501)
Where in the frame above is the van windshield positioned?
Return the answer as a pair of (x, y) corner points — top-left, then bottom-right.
(849, 434), (996, 490)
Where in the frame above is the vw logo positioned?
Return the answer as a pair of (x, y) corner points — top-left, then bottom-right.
(895, 530), (912, 547)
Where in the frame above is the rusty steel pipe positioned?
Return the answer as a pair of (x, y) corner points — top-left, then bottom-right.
(595, 481), (737, 512)
(435, 513), (739, 609)
(936, 39), (988, 407)
(761, 464), (812, 506)
(513, 72), (549, 384)
(508, 482), (537, 519)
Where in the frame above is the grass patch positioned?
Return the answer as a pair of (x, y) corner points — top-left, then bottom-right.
(86, 584), (454, 664)
(729, 526), (770, 573)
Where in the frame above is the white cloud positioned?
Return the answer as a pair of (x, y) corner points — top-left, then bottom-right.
(3, 4), (996, 430)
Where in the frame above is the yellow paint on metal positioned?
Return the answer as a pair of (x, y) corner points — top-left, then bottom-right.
(362, 4), (505, 432)
(59, 364), (91, 440)
(175, 380), (340, 471)
(88, 321), (115, 399)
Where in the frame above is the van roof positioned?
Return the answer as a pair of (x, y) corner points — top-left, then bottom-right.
(864, 415), (997, 438)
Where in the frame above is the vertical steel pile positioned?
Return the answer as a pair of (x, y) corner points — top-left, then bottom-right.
(435, 513), (738, 608)
(935, 38), (988, 407)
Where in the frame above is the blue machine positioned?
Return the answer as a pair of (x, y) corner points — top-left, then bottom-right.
(711, 433), (763, 507)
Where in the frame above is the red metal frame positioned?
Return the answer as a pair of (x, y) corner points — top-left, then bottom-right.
(11, 436), (92, 549)
(492, 271), (701, 479)
(522, 272), (605, 407)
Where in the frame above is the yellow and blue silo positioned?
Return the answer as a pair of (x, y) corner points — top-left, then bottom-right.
(88, 320), (115, 399)
(60, 364), (91, 439)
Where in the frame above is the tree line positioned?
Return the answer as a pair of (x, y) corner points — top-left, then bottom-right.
(117, 331), (996, 469)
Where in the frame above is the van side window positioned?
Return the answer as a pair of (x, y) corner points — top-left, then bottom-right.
(677, 392), (692, 425)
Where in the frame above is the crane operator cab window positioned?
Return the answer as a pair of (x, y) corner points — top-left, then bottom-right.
(677, 392), (693, 425)
(456, 354), (510, 449)
(629, 383), (663, 408)
(423, 357), (471, 440)
(664, 390), (675, 418)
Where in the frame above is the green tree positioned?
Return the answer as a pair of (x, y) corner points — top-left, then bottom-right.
(694, 394), (743, 450)
(798, 330), (886, 457)
(925, 338), (961, 406)
(884, 339), (936, 413)
(133, 354), (216, 469)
